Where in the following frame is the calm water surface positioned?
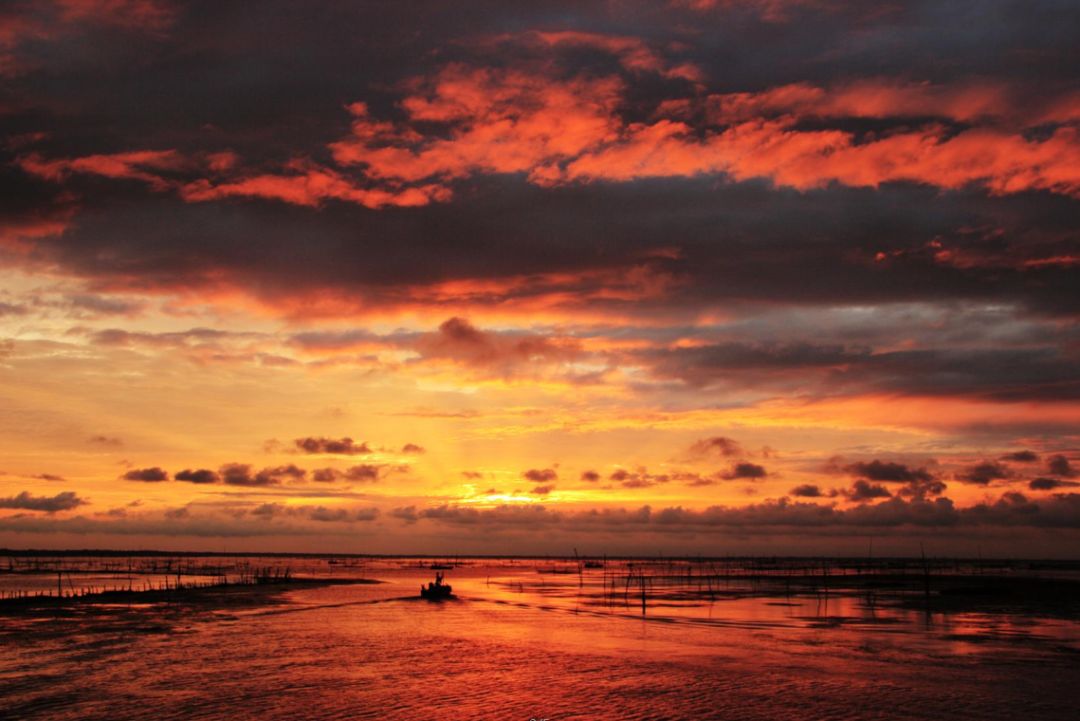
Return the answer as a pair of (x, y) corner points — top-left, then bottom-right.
(1, 558), (1077, 720)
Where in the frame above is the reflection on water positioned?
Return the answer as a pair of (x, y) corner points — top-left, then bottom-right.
(1, 557), (1078, 720)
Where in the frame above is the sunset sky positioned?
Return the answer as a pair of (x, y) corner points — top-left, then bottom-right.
(1, 0), (1078, 556)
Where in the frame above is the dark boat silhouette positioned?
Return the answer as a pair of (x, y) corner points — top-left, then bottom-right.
(420, 571), (454, 600)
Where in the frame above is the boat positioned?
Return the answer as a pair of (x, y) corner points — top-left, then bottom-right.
(419, 571), (454, 600)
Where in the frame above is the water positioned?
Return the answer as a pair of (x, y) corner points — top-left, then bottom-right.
(1, 557), (1078, 720)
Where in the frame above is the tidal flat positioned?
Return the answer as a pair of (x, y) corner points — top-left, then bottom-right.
(1, 555), (1077, 720)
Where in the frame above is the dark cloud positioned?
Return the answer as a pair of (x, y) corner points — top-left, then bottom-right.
(251, 501), (379, 523)
(1029, 477), (1080, 491)
(219, 463), (274, 487)
(342, 465), (382, 483)
(688, 436), (742, 457)
(682, 474), (716, 487)
(955, 460), (1010, 486)
(88, 435), (123, 447)
(0, 302), (28, 317)
(64, 294), (144, 317)
(790, 484), (822, 497)
(829, 459), (944, 499)
(307, 506), (350, 522)
(633, 335), (1080, 402)
(407, 493), (1080, 531)
(310, 465), (385, 483)
(12, 161), (1080, 337)
(85, 326), (248, 349)
(1001, 450), (1039, 463)
(609, 468), (672, 488)
(412, 318), (580, 374)
(523, 468), (557, 482)
(391, 506), (420, 523)
(580, 470), (601, 482)
(401, 443), (425, 454)
(0, 491), (86, 513)
(294, 437), (371, 455)
(896, 479), (948, 500)
(255, 464), (307, 484)
(6, 492), (1080, 539)
(838, 348), (1080, 403)
(722, 462), (768, 480)
(417, 503), (557, 527)
(174, 468), (220, 484)
(1, 0), (1078, 334)
(846, 480), (892, 502)
(251, 503), (282, 519)
(649, 342), (867, 387)
(351, 507), (379, 522)
(841, 460), (934, 483)
(122, 467), (169, 482)
(1047, 454), (1077, 478)
(531, 484), (555, 495)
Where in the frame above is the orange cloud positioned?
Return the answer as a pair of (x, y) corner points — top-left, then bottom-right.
(181, 164), (450, 209)
(413, 317), (582, 375)
(20, 53), (1080, 219)
(707, 80), (1017, 124)
(706, 80), (1080, 129)
(329, 67), (1080, 200)
(330, 66), (624, 184)
(19, 150), (183, 190)
(561, 120), (1080, 198)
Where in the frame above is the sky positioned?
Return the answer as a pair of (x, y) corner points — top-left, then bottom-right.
(1, 0), (1078, 556)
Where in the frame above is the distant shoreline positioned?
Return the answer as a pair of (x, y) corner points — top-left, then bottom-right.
(3, 549), (1080, 563)
(0, 577), (381, 615)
